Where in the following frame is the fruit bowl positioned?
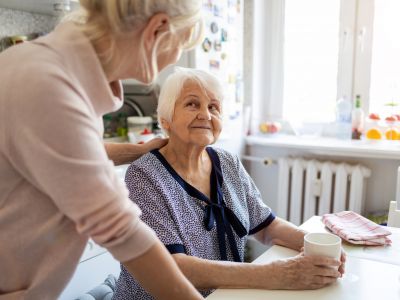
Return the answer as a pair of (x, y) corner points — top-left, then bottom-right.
(259, 121), (282, 135)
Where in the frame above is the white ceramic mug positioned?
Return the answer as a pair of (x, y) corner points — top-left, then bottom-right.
(304, 232), (341, 260)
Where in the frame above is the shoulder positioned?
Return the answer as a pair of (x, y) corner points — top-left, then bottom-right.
(1, 32), (68, 78)
(1, 44), (76, 108)
(0, 24), (94, 109)
(125, 152), (162, 182)
(209, 147), (240, 169)
(124, 152), (171, 208)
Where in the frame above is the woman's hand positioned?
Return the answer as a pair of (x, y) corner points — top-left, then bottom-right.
(338, 248), (346, 276)
(104, 138), (168, 165)
(267, 254), (342, 290)
(142, 137), (168, 152)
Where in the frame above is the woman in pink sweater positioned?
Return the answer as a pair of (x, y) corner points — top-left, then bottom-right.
(0, 1), (204, 299)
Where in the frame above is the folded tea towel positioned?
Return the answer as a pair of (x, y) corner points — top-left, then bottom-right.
(322, 211), (392, 246)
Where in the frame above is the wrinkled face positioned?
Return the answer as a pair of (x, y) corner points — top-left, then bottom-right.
(162, 81), (222, 147)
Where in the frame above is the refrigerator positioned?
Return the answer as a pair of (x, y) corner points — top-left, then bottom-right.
(179, 0), (245, 155)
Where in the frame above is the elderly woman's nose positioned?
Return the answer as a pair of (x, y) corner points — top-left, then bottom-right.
(197, 106), (212, 120)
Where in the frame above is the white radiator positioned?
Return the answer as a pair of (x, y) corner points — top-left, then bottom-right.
(277, 158), (371, 225)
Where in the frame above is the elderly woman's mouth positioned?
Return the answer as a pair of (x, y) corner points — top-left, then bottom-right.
(191, 126), (212, 129)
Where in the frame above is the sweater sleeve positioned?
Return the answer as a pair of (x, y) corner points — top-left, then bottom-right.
(5, 64), (157, 262)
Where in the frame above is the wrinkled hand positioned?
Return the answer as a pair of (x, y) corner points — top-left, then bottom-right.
(298, 246), (346, 277)
(142, 137), (168, 152)
(270, 254), (342, 290)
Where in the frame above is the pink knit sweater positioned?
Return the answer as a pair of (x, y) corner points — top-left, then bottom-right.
(0, 22), (156, 299)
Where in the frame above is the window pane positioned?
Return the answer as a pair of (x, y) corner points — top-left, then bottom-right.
(369, 0), (400, 117)
(283, 0), (340, 123)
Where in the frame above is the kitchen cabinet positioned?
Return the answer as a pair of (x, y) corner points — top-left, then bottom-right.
(0, 0), (79, 16)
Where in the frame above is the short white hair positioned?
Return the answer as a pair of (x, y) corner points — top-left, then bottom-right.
(157, 67), (224, 131)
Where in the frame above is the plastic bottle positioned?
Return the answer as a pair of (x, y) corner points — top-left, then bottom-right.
(351, 95), (364, 140)
(116, 113), (128, 137)
(335, 96), (352, 139)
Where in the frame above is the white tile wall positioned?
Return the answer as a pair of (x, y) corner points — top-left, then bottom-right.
(0, 7), (57, 38)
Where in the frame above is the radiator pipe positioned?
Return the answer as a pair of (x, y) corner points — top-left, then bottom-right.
(241, 155), (276, 166)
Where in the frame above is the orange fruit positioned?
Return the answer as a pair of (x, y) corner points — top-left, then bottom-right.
(366, 128), (382, 140)
(385, 128), (400, 140)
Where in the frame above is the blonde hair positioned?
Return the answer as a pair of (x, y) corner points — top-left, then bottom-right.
(70, 0), (204, 81)
(157, 67), (224, 133)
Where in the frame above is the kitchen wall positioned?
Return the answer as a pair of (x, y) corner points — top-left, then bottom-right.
(0, 7), (57, 38)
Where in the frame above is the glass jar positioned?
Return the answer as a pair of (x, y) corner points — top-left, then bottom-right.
(127, 116), (153, 143)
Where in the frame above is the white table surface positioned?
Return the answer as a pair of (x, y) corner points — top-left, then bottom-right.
(207, 216), (400, 300)
(300, 216), (400, 266)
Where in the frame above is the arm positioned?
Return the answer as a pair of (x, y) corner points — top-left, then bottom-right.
(253, 217), (307, 251)
(173, 253), (341, 290)
(226, 154), (345, 283)
(123, 241), (202, 300)
(233, 152), (345, 270)
(104, 138), (168, 165)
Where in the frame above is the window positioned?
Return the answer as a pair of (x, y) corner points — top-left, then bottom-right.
(255, 0), (400, 125)
(369, 0), (400, 117)
(283, 0), (340, 123)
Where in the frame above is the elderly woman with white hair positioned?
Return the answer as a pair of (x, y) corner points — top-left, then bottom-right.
(114, 67), (346, 299)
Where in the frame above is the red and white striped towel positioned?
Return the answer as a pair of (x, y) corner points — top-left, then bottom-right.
(322, 211), (392, 246)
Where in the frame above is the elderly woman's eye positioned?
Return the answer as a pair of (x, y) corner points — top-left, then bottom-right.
(186, 102), (197, 108)
(209, 104), (220, 111)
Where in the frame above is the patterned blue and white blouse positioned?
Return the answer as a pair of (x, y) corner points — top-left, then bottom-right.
(112, 147), (275, 300)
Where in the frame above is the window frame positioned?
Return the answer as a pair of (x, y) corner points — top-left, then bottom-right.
(251, 0), (375, 124)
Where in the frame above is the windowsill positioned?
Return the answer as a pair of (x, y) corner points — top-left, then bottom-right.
(246, 134), (400, 160)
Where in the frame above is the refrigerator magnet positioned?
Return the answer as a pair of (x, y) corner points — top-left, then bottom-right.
(204, 0), (213, 11)
(213, 5), (223, 17)
(209, 59), (220, 70)
(202, 38), (212, 52)
(210, 22), (219, 34)
(214, 40), (222, 51)
(221, 28), (228, 42)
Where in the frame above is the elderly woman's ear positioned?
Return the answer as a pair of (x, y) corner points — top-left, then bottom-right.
(160, 118), (170, 131)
